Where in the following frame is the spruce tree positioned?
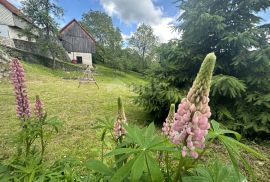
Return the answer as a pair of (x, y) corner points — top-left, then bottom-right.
(176, 0), (270, 136)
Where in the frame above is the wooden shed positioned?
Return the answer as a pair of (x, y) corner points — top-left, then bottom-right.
(60, 19), (96, 66)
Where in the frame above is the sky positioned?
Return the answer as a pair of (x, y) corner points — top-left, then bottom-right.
(9, 0), (270, 43)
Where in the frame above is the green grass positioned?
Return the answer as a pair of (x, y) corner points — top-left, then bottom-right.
(1, 62), (270, 181)
(0, 62), (150, 161)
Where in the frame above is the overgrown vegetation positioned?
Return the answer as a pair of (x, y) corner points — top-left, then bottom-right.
(81, 11), (159, 73)
(0, 55), (268, 181)
(135, 0), (270, 137)
(21, 0), (68, 69)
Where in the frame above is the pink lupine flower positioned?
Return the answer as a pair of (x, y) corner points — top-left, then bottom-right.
(10, 59), (30, 120)
(114, 97), (127, 140)
(35, 95), (44, 119)
(162, 104), (175, 137)
(168, 53), (216, 158)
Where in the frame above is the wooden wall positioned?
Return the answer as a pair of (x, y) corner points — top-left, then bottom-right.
(60, 21), (96, 53)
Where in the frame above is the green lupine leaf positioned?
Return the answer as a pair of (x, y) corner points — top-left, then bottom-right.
(211, 120), (220, 131)
(150, 145), (176, 152)
(85, 160), (113, 176)
(239, 155), (255, 181)
(105, 148), (139, 157)
(145, 122), (156, 144)
(130, 153), (145, 182)
(124, 124), (144, 146)
(111, 158), (135, 182)
(220, 135), (266, 159)
(222, 141), (241, 181)
(220, 130), (241, 141)
(146, 153), (164, 182)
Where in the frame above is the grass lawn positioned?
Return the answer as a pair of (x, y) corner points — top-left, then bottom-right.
(0, 62), (150, 162)
(1, 62), (269, 181)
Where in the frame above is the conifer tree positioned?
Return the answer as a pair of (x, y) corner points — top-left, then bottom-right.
(176, 0), (270, 135)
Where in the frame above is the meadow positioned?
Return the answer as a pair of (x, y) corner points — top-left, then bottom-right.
(0, 62), (148, 162)
(1, 62), (269, 181)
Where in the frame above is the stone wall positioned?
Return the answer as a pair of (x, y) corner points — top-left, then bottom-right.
(0, 36), (15, 48)
(4, 46), (83, 72)
(0, 47), (11, 79)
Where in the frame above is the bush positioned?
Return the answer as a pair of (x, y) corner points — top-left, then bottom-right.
(133, 80), (184, 122)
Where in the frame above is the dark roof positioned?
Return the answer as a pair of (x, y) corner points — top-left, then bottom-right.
(0, 0), (32, 24)
(60, 19), (96, 43)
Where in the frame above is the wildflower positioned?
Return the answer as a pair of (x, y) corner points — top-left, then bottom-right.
(169, 53), (216, 158)
(114, 97), (127, 140)
(35, 95), (44, 119)
(10, 59), (30, 120)
(162, 104), (175, 137)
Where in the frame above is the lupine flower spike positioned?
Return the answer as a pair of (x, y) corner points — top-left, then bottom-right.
(114, 97), (127, 140)
(162, 104), (175, 137)
(168, 53), (216, 158)
(35, 95), (44, 120)
(10, 59), (31, 120)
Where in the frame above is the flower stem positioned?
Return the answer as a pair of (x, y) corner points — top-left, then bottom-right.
(101, 140), (104, 162)
(192, 138), (215, 165)
(165, 152), (170, 180)
(173, 155), (183, 182)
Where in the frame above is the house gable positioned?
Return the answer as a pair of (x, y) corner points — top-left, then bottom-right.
(60, 19), (96, 54)
(0, 3), (15, 26)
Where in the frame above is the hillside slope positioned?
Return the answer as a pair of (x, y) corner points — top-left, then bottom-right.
(0, 62), (148, 161)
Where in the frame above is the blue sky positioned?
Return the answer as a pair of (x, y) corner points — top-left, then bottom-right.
(10, 0), (270, 43)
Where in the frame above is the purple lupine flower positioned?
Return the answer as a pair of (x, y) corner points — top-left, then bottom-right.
(168, 53), (216, 158)
(10, 59), (31, 120)
(114, 97), (127, 140)
(162, 104), (175, 137)
(35, 95), (44, 119)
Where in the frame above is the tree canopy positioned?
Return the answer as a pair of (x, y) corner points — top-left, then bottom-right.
(129, 24), (158, 68)
(135, 0), (270, 136)
(21, 0), (66, 69)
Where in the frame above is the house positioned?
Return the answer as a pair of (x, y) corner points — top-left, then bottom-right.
(60, 19), (96, 66)
(0, 0), (33, 42)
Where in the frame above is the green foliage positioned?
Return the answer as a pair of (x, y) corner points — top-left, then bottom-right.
(176, 0), (270, 135)
(134, 80), (184, 121)
(211, 75), (246, 98)
(87, 123), (173, 182)
(129, 23), (159, 69)
(208, 120), (266, 181)
(135, 0), (270, 135)
(87, 116), (265, 182)
(183, 161), (246, 182)
(21, 0), (67, 68)
(81, 11), (123, 68)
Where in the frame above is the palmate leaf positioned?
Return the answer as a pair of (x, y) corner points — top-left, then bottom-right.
(182, 161), (247, 182)
(209, 120), (266, 180)
(145, 153), (164, 182)
(130, 153), (145, 182)
(208, 120), (241, 140)
(111, 158), (136, 182)
(105, 148), (139, 157)
(104, 123), (170, 181)
(85, 160), (113, 176)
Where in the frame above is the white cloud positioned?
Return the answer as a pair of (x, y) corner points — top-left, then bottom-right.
(100, 0), (162, 25)
(100, 0), (180, 43)
(152, 16), (180, 43)
(121, 32), (132, 41)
